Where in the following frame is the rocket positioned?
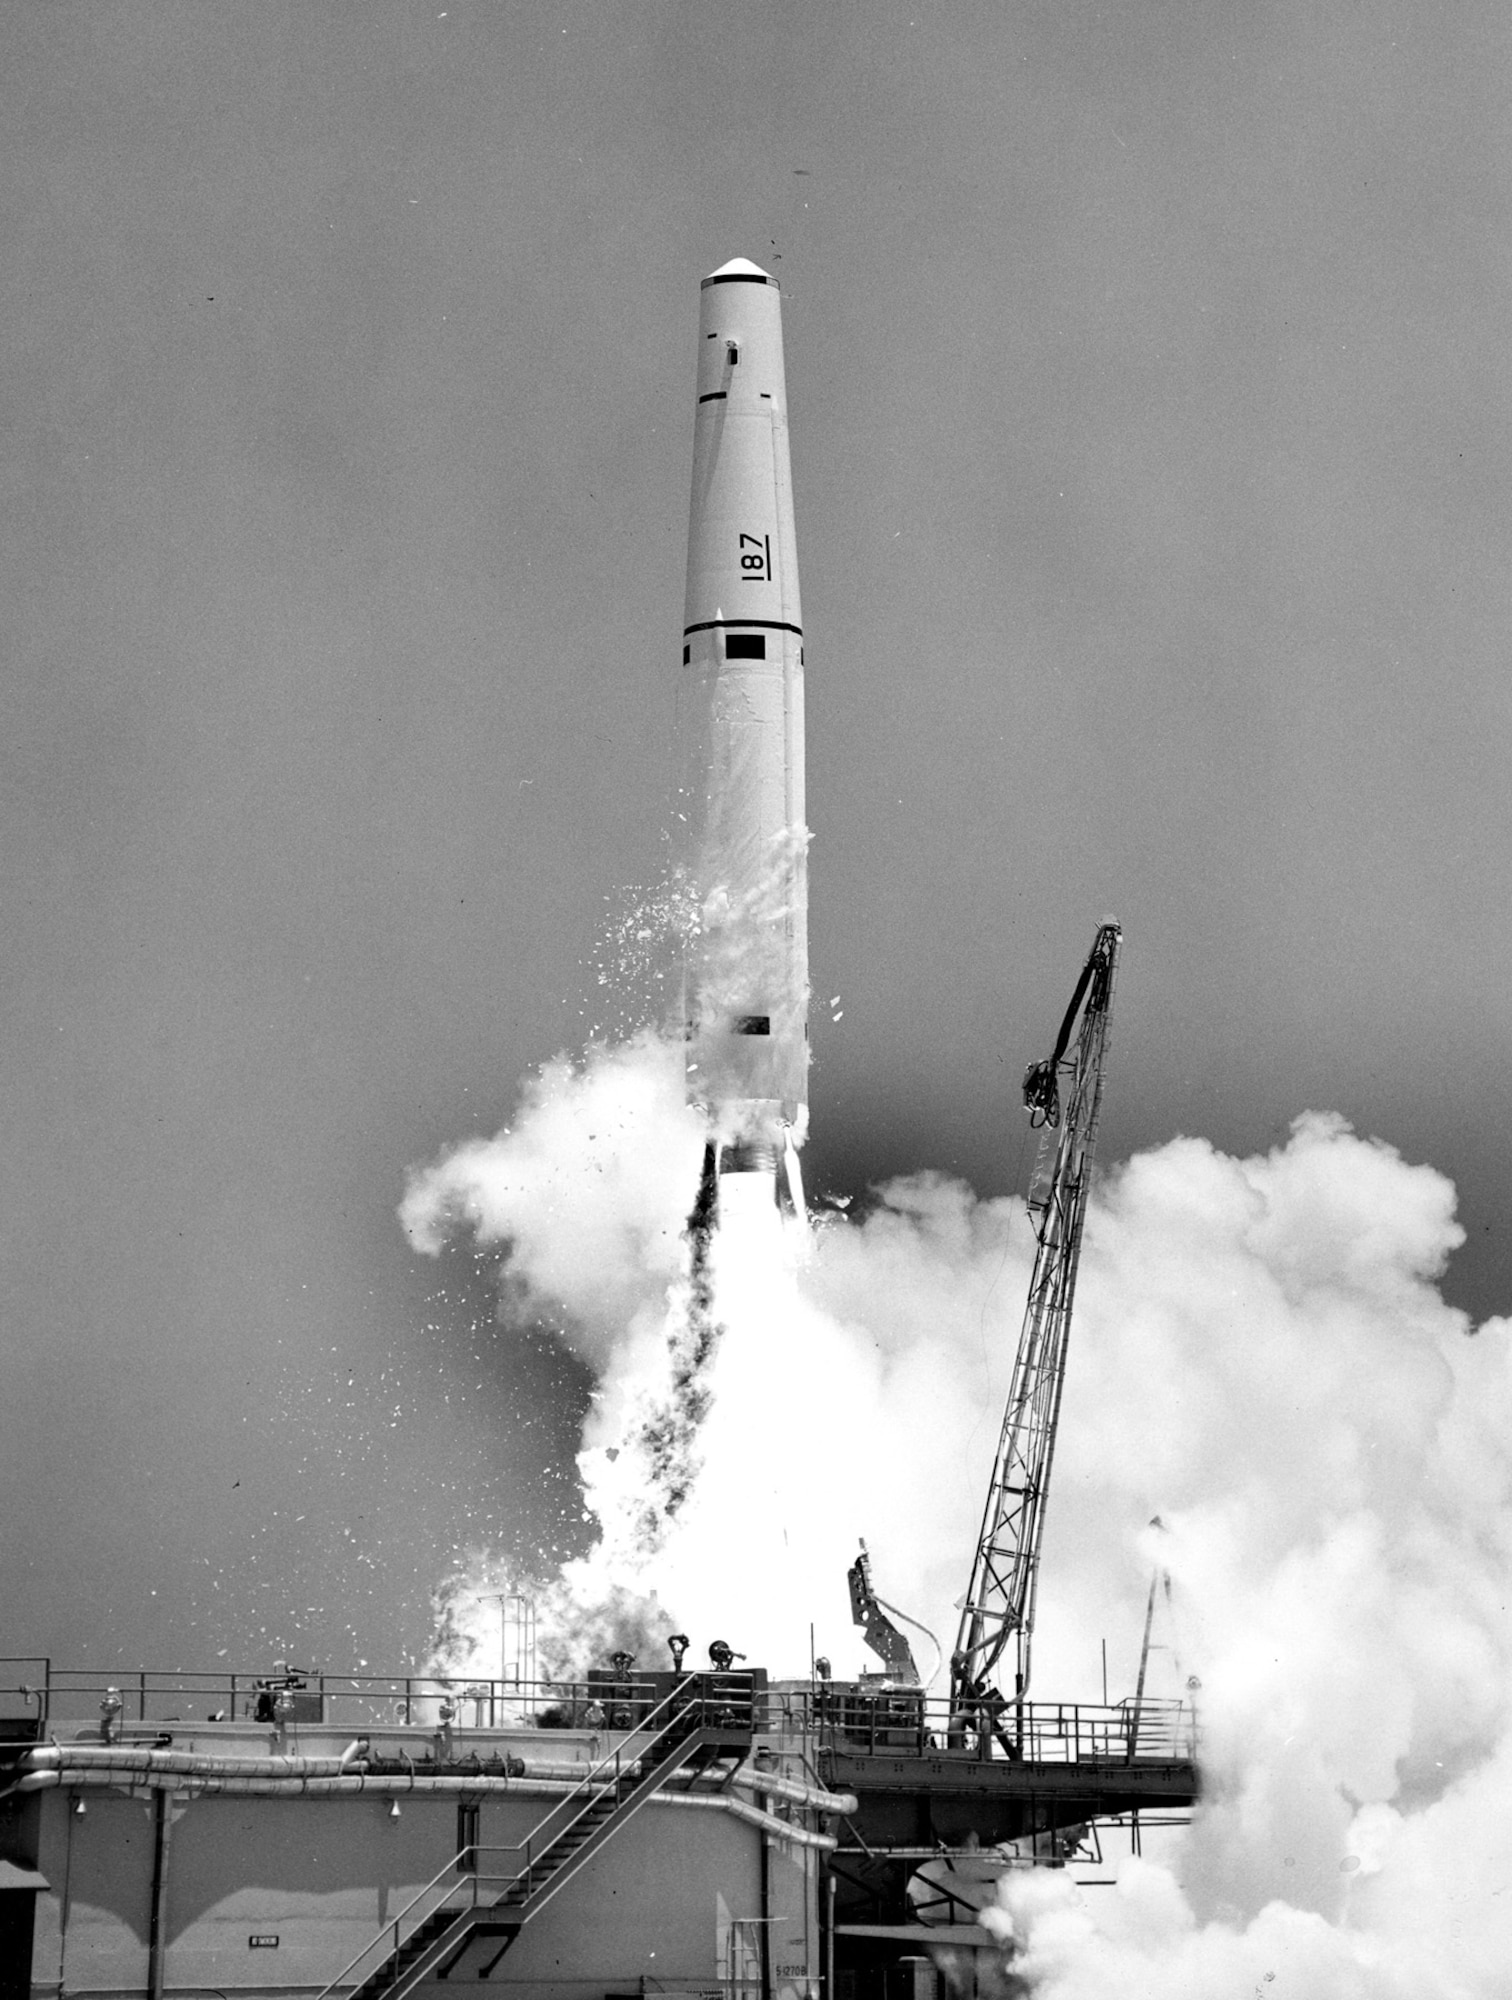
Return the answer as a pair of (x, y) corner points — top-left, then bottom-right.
(678, 257), (809, 1210)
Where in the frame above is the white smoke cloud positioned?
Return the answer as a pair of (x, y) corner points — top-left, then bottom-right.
(992, 1113), (1512, 1994)
(403, 1037), (1512, 1988)
(401, 1031), (1036, 1672)
(399, 1030), (704, 1370)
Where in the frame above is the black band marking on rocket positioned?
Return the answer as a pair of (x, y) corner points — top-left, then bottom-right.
(683, 619), (803, 638)
(701, 273), (771, 287)
(698, 392), (727, 403)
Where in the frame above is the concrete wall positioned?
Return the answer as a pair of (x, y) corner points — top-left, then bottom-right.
(22, 1785), (820, 2000)
(456, 1798), (761, 1998)
(32, 1790), (465, 1997)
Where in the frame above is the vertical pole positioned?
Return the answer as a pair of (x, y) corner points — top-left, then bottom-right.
(1126, 1575), (1158, 1764)
(59, 1773), (77, 1996)
(147, 1791), (172, 2000)
(825, 1871), (836, 2000)
(758, 1829), (773, 2000)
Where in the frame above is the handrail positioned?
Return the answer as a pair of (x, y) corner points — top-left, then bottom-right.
(311, 1850), (563, 2000)
(808, 1689), (1197, 1764)
(312, 1844), (475, 2000)
(0, 1662), (701, 1731)
(2, 1661), (1191, 1766)
(488, 1674), (715, 1907)
(310, 1678), (736, 2000)
(311, 1849), (565, 2000)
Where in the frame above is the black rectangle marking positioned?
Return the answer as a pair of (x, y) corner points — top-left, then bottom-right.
(734, 1015), (771, 1036)
(248, 1936), (280, 1950)
(725, 633), (766, 659)
(683, 619), (803, 638)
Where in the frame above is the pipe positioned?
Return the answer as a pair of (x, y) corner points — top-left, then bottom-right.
(512, 1757), (617, 1781)
(730, 1766), (856, 1816)
(660, 1762), (855, 1815)
(512, 1756), (856, 1814)
(20, 1746), (370, 1779)
(15, 1768), (836, 1849)
(656, 1791), (837, 1852)
(13, 1772), (603, 1801)
(14, 1752), (852, 1832)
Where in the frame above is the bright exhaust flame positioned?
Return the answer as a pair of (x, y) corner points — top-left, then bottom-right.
(400, 1028), (1031, 1674)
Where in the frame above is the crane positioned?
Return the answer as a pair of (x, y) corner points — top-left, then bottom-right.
(950, 919), (1122, 1723)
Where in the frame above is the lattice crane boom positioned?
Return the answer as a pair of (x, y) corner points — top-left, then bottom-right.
(951, 920), (1122, 1711)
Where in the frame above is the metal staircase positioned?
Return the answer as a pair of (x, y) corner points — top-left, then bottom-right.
(318, 1676), (754, 2000)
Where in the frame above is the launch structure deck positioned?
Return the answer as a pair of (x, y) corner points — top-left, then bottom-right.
(2, 1658), (1199, 1999)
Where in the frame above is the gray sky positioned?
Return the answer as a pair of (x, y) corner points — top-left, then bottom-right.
(4, 0), (1509, 1674)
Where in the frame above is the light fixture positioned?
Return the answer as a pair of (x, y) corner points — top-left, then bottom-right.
(388, 1800), (401, 1820)
(73, 1797), (87, 1817)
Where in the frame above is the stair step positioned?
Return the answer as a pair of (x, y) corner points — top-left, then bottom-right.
(343, 1719), (745, 1998)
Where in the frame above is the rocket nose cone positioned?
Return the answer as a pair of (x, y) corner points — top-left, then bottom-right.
(705, 255), (774, 283)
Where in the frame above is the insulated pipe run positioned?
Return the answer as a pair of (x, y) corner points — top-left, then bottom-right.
(13, 1769), (835, 1852)
(655, 1790), (838, 1852)
(734, 1765), (856, 1816)
(16, 1748), (857, 1819)
(694, 1765), (856, 1816)
(523, 1755), (855, 1816)
(20, 1743), (370, 1780)
(14, 1772), (598, 1801)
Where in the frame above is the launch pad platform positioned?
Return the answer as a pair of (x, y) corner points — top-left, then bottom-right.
(1, 1658), (1197, 2000)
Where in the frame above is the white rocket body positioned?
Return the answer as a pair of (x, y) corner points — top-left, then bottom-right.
(679, 258), (809, 1182)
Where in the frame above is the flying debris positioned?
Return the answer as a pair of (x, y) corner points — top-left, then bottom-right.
(678, 257), (808, 1217)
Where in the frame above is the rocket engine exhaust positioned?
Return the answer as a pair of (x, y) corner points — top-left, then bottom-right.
(677, 257), (809, 1220)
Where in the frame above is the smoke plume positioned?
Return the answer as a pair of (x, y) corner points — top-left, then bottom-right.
(403, 1037), (1511, 1988)
(987, 1113), (1512, 1994)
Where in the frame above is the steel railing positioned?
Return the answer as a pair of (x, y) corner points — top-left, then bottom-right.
(797, 1688), (1198, 1764)
(0, 1660), (752, 1735)
(0, 1659), (1191, 1764)
(312, 1676), (745, 2000)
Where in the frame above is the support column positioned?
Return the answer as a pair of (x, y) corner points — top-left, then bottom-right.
(146, 1792), (172, 2000)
